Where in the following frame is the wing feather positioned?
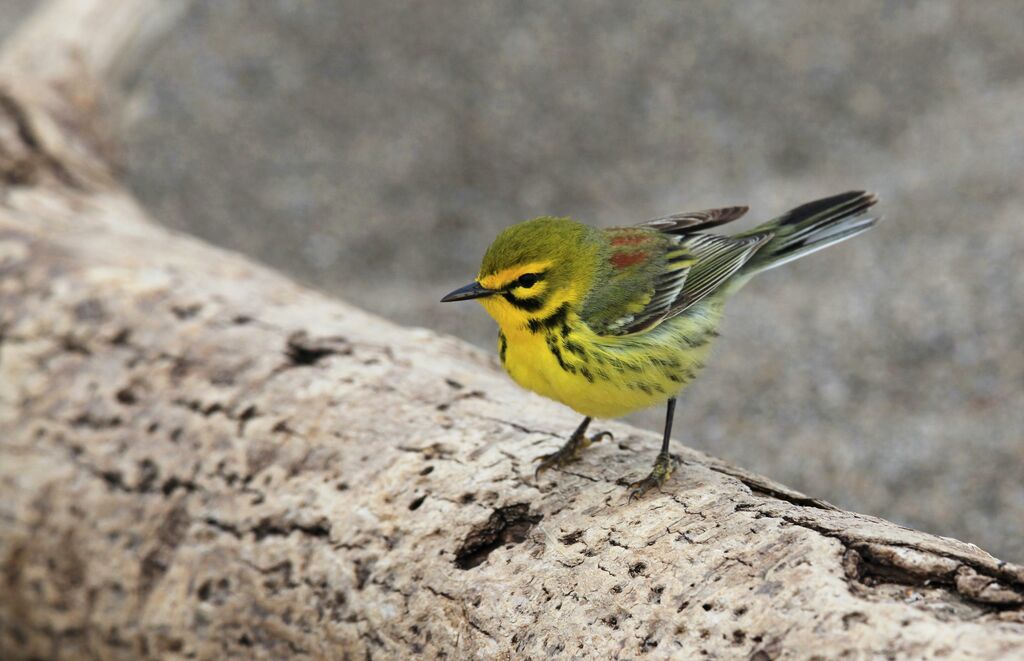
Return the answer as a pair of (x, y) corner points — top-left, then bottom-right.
(585, 207), (770, 336)
(609, 248), (693, 334)
(640, 206), (749, 233)
(587, 194), (876, 337)
(671, 232), (772, 312)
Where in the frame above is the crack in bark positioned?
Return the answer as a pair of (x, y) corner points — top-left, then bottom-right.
(139, 502), (190, 597)
(454, 504), (542, 570)
(433, 387), (486, 412)
(53, 432), (201, 497)
(203, 516), (331, 542)
(476, 415), (561, 438)
(0, 88), (80, 188)
(424, 585), (458, 602)
(283, 330), (352, 367)
(558, 469), (603, 483)
(736, 503), (1024, 612)
(702, 461), (836, 510)
(465, 614), (498, 643)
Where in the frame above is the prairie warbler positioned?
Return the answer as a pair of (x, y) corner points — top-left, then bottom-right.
(442, 191), (879, 499)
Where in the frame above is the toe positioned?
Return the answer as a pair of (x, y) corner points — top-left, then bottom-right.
(626, 477), (656, 502)
(533, 454), (557, 480)
(533, 446), (574, 480)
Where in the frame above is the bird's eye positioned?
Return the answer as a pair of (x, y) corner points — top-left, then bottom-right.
(517, 273), (539, 289)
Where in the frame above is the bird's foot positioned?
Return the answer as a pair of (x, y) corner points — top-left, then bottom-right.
(534, 430), (613, 480)
(627, 452), (675, 502)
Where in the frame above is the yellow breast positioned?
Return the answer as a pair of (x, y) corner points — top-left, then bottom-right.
(498, 309), (719, 419)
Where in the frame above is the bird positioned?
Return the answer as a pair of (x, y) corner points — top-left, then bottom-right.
(441, 191), (879, 500)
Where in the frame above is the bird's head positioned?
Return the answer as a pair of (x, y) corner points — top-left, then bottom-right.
(441, 217), (602, 333)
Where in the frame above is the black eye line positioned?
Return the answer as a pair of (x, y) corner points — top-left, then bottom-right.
(503, 271), (546, 292)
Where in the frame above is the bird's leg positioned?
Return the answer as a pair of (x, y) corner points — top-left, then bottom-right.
(534, 416), (613, 479)
(627, 397), (677, 501)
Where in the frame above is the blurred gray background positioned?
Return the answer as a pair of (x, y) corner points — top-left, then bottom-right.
(4, 1), (1022, 561)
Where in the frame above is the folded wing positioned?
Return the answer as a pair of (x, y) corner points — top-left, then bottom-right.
(583, 206), (768, 336)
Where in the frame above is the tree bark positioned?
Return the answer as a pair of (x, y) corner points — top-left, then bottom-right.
(1, 2), (1022, 659)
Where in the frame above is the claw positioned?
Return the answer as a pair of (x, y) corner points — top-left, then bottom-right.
(626, 477), (659, 502)
(532, 450), (563, 481)
(533, 443), (580, 480)
(533, 455), (559, 481)
(626, 453), (675, 502)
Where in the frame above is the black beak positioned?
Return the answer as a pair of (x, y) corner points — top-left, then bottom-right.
(441, 281), (496, 302)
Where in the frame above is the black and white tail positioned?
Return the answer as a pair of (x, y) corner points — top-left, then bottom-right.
(738, 191), (879, 276)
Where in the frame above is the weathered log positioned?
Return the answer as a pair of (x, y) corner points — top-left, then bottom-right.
(1, 1), (1023, 658)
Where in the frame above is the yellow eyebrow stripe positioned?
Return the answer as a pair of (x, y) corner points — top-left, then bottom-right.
(479, 261), (552, 290)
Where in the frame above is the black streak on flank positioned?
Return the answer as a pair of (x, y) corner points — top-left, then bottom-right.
(682, 331), (713, 350)
(527, 302), (570, 334)
(498, 332), (508, 364)
(546, 339), (575, 374)
(564, 339), (587, 359)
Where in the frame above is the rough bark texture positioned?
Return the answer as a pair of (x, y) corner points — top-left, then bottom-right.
(1, 2), (1023, 659)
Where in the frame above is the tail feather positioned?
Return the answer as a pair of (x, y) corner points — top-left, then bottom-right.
(739, 191), (879, 276)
